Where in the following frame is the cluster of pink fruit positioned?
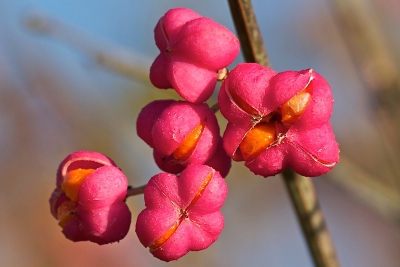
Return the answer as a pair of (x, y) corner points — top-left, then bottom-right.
(49, 7), (339, 262)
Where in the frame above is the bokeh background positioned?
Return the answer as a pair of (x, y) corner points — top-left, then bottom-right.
(1, 0), (400, 266)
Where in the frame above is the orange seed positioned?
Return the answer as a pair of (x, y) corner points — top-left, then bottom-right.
(189, 172), (213, 206)
(149, 216), (184, 251)
(57, 200), (77, 228)
(61, 168), (95, 202)
(239, 123), (276, 161)
(172, 122), (205, 161)
(281, 84), (312, 123)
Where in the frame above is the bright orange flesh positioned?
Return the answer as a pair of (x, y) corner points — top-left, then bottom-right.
(57, 200), (77, 228)
(281, 84), (312, 123)
(239, 123), (276, 161)
(189, 172), (213, 206)
(172, 122), (205, 161)
(61, 168), (95, 202)
(229, 89), (259, 115)
(149, 216), (184, 251)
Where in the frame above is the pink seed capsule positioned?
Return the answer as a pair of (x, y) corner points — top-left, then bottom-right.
(151, 101), (220, 167)
(50, 151), (131, 245)
(135, 164), (228, 261)
(136, 100), (175, 148)
(150, 7), (240, 103)
(204, 137), (232, 178)
(219, 63), (339, 177)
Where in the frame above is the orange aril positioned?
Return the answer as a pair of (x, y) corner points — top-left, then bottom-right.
(172, 122), (205, 162)
(189, 172), (213, 206)
(57, 200), (77, 228)
(61, 168), (95, 202)
(281, 84), (312, 124)
(149, 216), (184, 251)
(239, 123), (276, 161)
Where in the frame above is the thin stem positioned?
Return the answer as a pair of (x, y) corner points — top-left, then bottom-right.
(227, 0), (269, 67)
(227, 1), (340, 266)
(126, 184), (146, 197)
(282, 169), (341, 267)
(210, 102), (220, 113)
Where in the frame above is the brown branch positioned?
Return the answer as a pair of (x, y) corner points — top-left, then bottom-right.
(282, 170), (341, 267)
(227, 1), (340, 266)
(126, 184), (146, 198)
(228, 0), (269, 67)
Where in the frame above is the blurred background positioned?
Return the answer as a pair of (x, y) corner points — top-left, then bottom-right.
(1, 0), (399, 266)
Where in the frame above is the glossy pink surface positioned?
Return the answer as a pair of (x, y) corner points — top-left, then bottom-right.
(218, 63), (339, 177)
(137, 100), (221, 173)
(150, 8), (240, 103)
(50, 151), (131, 245)
(135, 164), (228, 261)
